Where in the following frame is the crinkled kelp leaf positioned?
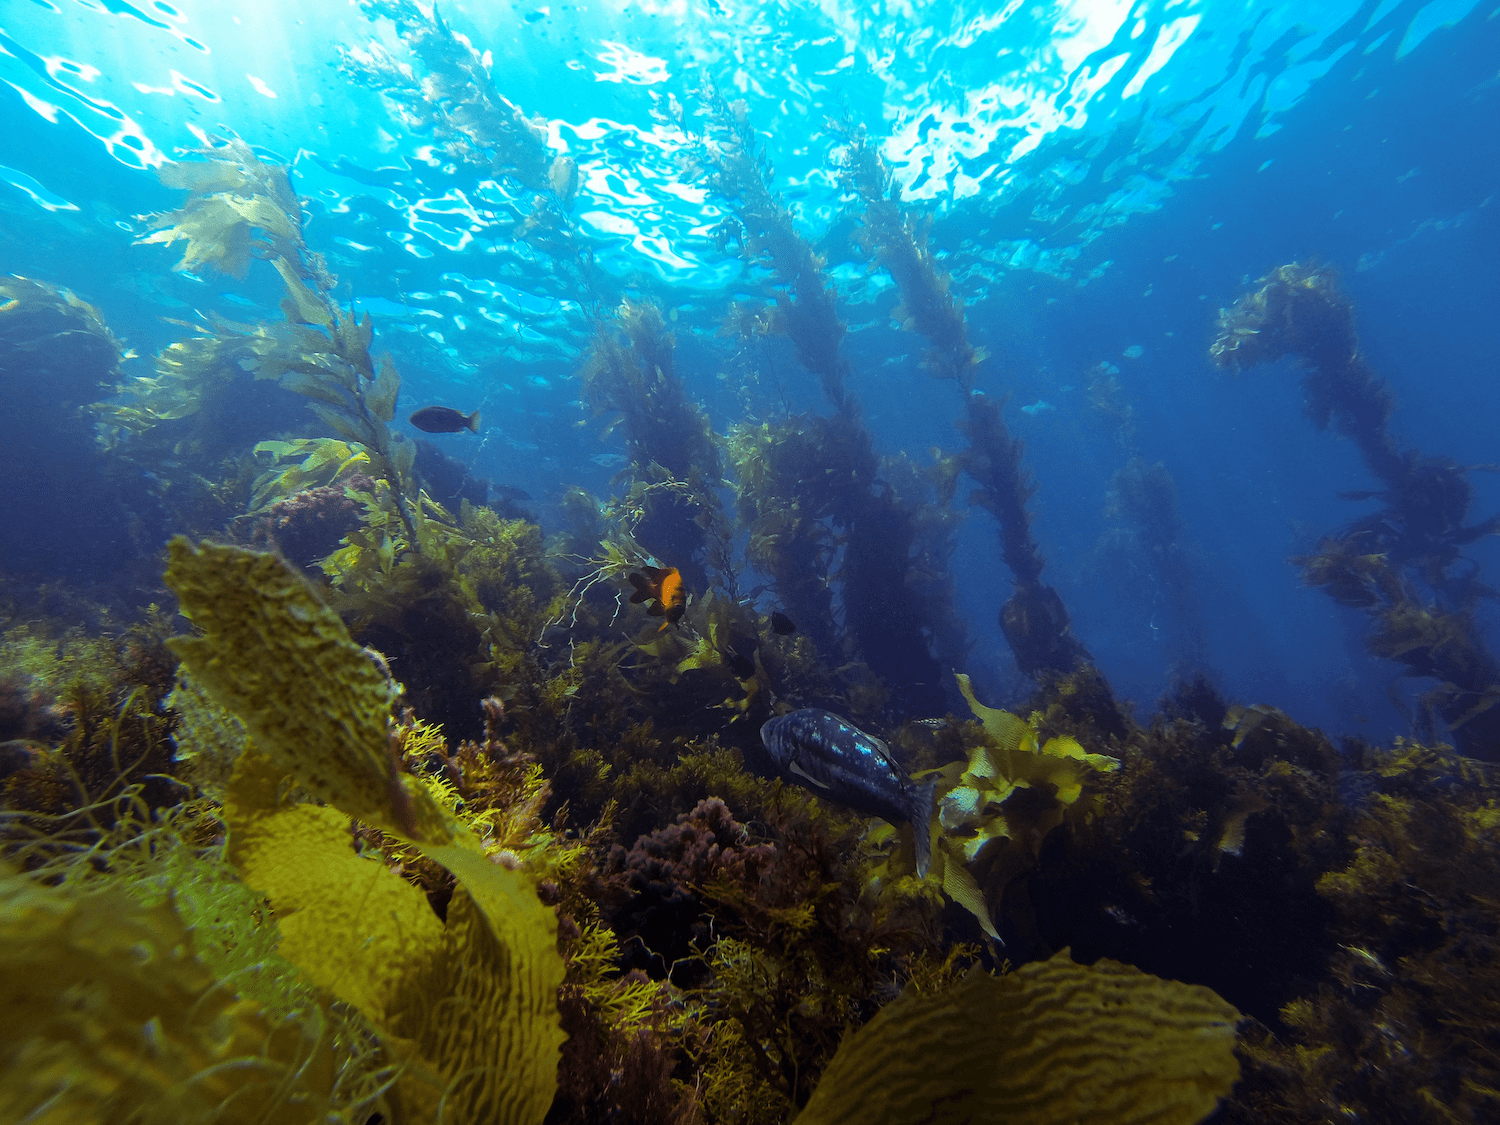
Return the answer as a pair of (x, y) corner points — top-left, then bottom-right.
(166, 538), (565, 1124)
(392, 844), (572, 1124)
(165, 536), (452, 842)
(223, 749), (445, 1022)
(0, 869), (337, 1125)
(797, 949), (1241, 1125)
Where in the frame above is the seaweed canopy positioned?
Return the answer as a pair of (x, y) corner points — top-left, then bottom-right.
(135, 138), (420, 539)
(0, 277), (148, 579)
(339, 0), (580, 261)
(1, 276), (124, 406)
(141, 138), (313, 282)
(342, 0), (555, 192)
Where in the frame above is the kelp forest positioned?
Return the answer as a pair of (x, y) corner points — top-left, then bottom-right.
(2, 3), (1500, 1123)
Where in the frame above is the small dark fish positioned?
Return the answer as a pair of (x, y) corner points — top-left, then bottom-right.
(770, 611), (796, 635)
(409, 406), (481, 434)
(760, 709), (936, 877)
(725, 652), (756, 680)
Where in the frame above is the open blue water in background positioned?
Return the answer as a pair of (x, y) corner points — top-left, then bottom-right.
(1, 0), (1497, 741)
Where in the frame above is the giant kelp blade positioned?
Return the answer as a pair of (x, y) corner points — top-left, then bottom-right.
(955, 671), (1029, 753)
(0, 869), (336, 1125)
(223, 749), (445, 1022)
(398, 845), (567, 1125)
(169, 538), (564, 1124)
(797, 950), (1240, 1125)
(164, 537), (452, 843)
(222, 756), (564, 1125)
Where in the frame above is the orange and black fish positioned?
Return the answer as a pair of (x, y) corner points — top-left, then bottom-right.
(410, 406), (481, 433)
(628, 565), (686, 630)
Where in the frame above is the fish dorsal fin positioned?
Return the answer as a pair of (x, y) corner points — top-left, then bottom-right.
(788, 758), (831, 790)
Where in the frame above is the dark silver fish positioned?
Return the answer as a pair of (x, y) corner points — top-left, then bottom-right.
(409, 405), (481, 434)
(760, 708), (936, 877)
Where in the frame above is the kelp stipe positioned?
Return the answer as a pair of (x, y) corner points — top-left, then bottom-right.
(579, 298), (734, 594)
(682, 89), (955, 713)
(1212, 263), (1500, 755)
(836, 124), (1089, 684)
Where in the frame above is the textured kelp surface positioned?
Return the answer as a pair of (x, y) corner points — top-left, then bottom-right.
(800, 950), (1240, 1125)
(167, 538), (566, 1124)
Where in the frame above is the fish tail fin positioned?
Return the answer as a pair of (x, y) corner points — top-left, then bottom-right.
(911, 777), (939, 880)
(466, 410), (482, 432)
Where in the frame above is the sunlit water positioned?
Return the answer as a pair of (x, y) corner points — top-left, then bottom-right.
(2, 0), (1497, 738)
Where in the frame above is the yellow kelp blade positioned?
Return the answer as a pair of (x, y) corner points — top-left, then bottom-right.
(224, 750), (445, 1023)
(0, 870), (336, 1125)
(955, 671), (1029, 756)
(797, 950), (1240, 1125)
(398, 846), (570, 1125)
(165, 537), (453, 843)
(170, 540), (565, 1125)
(223, 753), (566, 1124)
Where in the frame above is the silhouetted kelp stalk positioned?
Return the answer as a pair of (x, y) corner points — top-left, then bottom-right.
(578, 298), (736, 596)
(133, 138), (422, 546)
(1213, 262), (1500, 755)
(835, 125), (1092, 682)
(340, 0), (582, 257)
(1102, 457), (1209, 669)
(677, 86), (965, 710)
(1088, 362), (1208, 671)
(669, 84), (854, 411)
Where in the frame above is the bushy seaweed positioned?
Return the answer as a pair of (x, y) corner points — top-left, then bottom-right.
(1214, 263), (1500, 755)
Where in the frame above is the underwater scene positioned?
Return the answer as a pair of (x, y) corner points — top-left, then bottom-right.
(1, 0), (1498, 1121)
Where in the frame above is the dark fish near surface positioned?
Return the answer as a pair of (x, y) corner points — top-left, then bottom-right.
(760, 708), (936, 877)
(409, 406), (481, 433)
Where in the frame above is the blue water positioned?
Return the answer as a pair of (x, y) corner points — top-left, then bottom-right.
(2, 0), (1497, 743)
